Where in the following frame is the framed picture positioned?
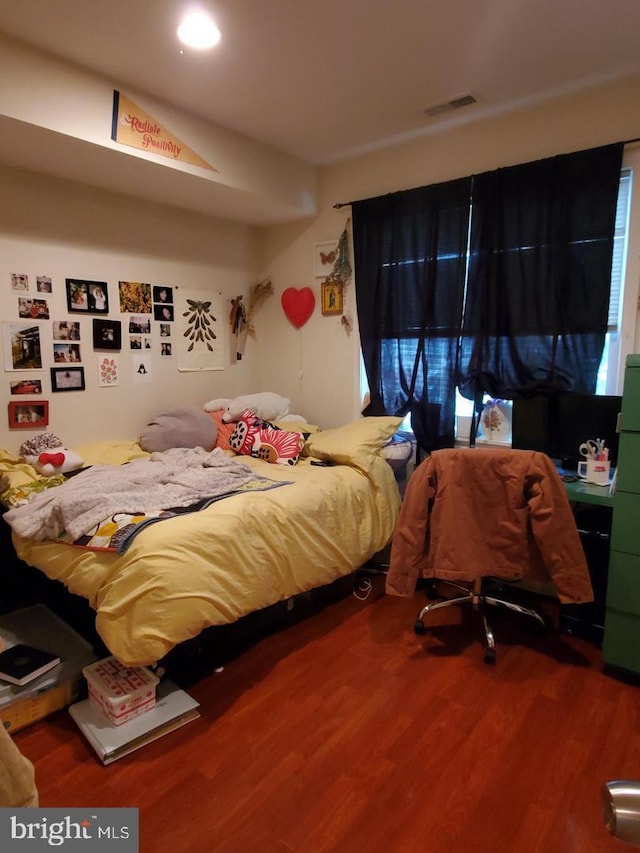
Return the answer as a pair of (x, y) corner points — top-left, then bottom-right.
(50, 366), (85, 392)
(153, 285), (173, 305)
(314, 241), (338, 277)
(153, 304), (174, 322)
(66, 279), (109, 314)
(8, 399), (49, 429)
(321, 280), (343, 316)
(93, 318), (122, 350)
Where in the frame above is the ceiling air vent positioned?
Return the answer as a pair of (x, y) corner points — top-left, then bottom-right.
(424, 94), (477, 118)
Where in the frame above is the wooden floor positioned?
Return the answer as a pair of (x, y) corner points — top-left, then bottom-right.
(14, 575), (640, 853)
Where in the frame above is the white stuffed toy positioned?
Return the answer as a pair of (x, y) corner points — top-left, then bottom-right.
(204, 391), (293, 423)
(19, 433), (84, 476)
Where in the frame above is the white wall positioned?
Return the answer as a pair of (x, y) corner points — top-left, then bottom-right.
(255, 73), (640, 428)
(0, 166), (259, 453)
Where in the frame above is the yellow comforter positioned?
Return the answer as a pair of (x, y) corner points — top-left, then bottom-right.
(4, 419), (401, 666)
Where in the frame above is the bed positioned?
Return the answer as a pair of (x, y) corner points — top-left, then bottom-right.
(0, 416), (402, 667)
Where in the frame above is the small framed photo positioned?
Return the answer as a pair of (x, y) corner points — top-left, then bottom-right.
(321, 280), (343, 316)
(154, 304), (174, 322)
(314, 241), (338, 277)
(66, 279), (109, 314)
(93, 318), (122, 350)
(50, 366), (85, 392)
(8, 399), (49, 429)
(153, 285), (173, 305)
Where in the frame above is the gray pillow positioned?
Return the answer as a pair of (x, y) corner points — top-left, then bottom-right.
(139, 407), (218, 453)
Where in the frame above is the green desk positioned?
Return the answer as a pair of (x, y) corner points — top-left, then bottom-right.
(563, 476), (616, 508)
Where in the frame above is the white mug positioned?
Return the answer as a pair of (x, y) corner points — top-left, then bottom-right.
(577, 458), (611, 486)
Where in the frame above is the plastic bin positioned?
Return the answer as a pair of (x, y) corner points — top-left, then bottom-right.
(83, 656), (159, 726)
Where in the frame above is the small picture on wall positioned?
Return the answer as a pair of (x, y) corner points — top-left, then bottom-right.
(129, 315), (151, 335)
(53, 343), (81, 363)
(66, 279), (109, 314)
(159, 323), (171, 337)
(153, 285), (173, 305)
(11, 273), (29, 292)
(98, 355), (119, 387)
(8, 399), (49, 429)
(10, 378), (43, 395)
(321, 280), (343, 316)
(161, 342), (172, 356)
(93, 318), (122, 350)
(154, 304), (174, 322)
(3, 322), (43, 371)
(53, 321), (80, 341)
(314, 241), (338, 277)
(119, 281), (152, 314)
(18, 298), (49, 320)
(51, 366), (85, 392)
(36, 276), (52, 293)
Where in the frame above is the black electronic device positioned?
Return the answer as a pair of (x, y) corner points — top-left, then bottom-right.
(512, 393), (622, 469)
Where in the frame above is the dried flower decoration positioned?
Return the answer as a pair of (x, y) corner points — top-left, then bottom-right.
(246, 277), (273, 334)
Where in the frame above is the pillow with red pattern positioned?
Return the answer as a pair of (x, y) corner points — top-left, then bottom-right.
(229, 409), (305, 466)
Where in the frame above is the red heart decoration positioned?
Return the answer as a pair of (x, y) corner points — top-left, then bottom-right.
(281, 287), (315, 328)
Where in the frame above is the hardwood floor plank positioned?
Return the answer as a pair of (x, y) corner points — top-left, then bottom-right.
(12, 578), (640, 852)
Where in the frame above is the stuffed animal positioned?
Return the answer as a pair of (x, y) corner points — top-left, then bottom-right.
(19, 433), (84, 476)
(204, 391), (292, 423)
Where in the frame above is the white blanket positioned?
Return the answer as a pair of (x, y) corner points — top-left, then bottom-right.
(4, 447), (255, 542)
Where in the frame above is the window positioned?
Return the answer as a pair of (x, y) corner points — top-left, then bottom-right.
(360, 168), (634, 438)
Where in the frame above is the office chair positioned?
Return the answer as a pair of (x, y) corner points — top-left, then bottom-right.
(414, 576), (546, 664)
(387, 447), (593, 663)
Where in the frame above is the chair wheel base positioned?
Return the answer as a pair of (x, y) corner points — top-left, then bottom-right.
(483, 647), (496, 665)
(414, 620), (427, 635)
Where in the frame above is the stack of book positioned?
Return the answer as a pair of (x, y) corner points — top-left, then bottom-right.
(0, 643), (61, 686)
(0, 604), (98, 733)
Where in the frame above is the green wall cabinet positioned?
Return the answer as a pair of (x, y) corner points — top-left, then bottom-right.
(603, 354), (640, 676)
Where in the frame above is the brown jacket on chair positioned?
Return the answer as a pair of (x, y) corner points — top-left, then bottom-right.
(386, 447), (594, 604)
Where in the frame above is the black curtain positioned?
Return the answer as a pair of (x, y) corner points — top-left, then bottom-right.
(458, 143), (624, 408)
(353, 178), (471, 454)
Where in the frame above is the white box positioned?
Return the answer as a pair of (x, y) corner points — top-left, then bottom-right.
(83, 656), (159, 726)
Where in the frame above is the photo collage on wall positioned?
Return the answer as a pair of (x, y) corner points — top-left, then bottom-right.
(3, 272), (179, 429)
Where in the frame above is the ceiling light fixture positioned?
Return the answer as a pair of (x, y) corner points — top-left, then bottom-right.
(177, 10), (221, 49)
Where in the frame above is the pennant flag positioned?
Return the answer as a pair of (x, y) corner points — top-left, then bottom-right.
(111, 90), (217, 172)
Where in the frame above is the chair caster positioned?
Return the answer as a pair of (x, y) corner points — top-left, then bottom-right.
(414, 620), (427, 635)
(424, 580), (440, 600)
(483, 647), (496, 665)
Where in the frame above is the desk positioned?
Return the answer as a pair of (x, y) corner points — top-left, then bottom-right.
(563, 475), (615, 508)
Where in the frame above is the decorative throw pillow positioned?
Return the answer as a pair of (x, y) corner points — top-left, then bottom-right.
(139, 407), (218, 453)
(205, 410), (238, 453)
(229, 410), (305, 466)
(305, 416), (403, 473)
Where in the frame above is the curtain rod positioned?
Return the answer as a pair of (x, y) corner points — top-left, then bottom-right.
(332, 136), (640, 209)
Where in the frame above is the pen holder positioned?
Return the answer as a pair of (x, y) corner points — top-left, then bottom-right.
(578, 458), (611, 486)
